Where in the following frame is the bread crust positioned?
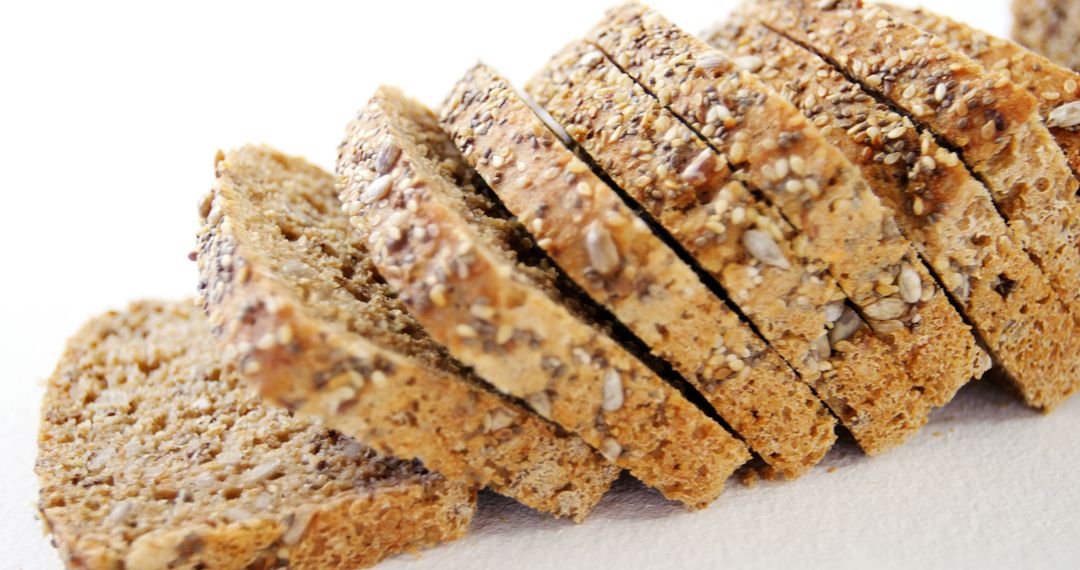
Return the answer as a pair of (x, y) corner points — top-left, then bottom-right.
(441, 63), (836, 479)
(886, 4), (1080, 183)
(338, 87), (750, 508)
(585, 3), (986, 453)
(197, 146), (618, 522)
(36, 300), (475, 570)
(705, 19), (1080, 411)
(749, 1), (1080, 377)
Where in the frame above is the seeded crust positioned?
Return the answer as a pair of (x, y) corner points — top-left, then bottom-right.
(196, 146), (618, 522)
(36, 300), (475, 570)
(337, 87), (750, 508)
(749, 0), (1080, 362)
(586, 3), (987, 453)
(1013, 0), (1080, 73)
(706, 19), (1080, 410)
(441, 63), (836, 479)
(885, 4), (1080, 180)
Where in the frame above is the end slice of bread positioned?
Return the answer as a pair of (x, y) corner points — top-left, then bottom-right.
(338, 87), (750, 509)
(36, 300), (475, 570)
(197, 146), (619, 522)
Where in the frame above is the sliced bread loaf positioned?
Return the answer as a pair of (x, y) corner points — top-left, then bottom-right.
(528, 39), (941, 456)
(197, 146), (618, 522)
(749, 3), (1080, 401)
(885, 4), (1080, 181)
(705, 18), (1080, 411)
(440, 63), (836, 479)
(337, 87), (751, 508)
(36, 300), (474, 570)
(585, 3), (987, 453)
(1013, 0), (1080, 73)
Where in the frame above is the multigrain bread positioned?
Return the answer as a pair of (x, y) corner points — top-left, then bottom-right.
(1013, 0), (1080, 72)
(885, 4), (1080, 179)
(196, 146), (618, 522)
(749, 2), (1080, 383)
(705, 18), (1080, 411)
(36, 300), (475, 570)
(337, 87), (751, 508)
(440, 63), (836, 479)
(586, 2), (988, 454)
(527, 40), (930, 456)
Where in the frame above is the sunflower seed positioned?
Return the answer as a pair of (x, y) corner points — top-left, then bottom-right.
(899, 265), (922, 304)
(953, 274), (971, 304)
(578, 50), (605, 68)
(696, 50), (728, 71)
(743, 229), (790, 269)
(600, 437), (623, 461)
(282, 510), (314, 545)
(360, 175), (392, 204)
(824, 301), (846, 322)
(602, 369), (624, 412)
(864, 298), (908, 321)
(527, 391), (552, 419)
(810, 333), (832, 361)
(829, 307), (862, 344)
(1047, 101), (1080, 128)
(733, 55), (764, 72)
(586, 221), (621, 275)
(375, 142), (401, 174)
(681, 148), (716, 183)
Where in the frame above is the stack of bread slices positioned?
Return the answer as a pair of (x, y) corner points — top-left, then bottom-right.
(36, 1), (1080, 568)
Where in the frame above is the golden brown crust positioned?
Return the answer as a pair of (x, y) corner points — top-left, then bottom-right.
(338, 87), (750, 508)
(36, 300), (475, 570)
(750, 3), (1080, 399)
(197, 146), (618, 522)
(705, 19), (1080, 413)
(885, 4), (1080, 182)
(585, 3), (986, 453)
(1013, 0), (1080, 73)
(441, 63), (836, 479)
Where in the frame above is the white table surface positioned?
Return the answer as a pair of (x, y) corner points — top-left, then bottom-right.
(4, 1), (1076, 568)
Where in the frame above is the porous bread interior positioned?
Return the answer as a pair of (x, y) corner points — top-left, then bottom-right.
(36, 300), (440, 566)
(211, 147), (464, 375)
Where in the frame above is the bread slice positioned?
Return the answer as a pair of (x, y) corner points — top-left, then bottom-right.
(585, 3), (987, 453)
(706, 18), (1080, 411)
(440, 63), (836, 479)
(885, 4), (1080, 180)
(1013, 0), (1080, 73)
(748, 2), (1080, 394)
(338, 87), (750, 508)
(197, 146), (618, 522)
(36, 300), (475, 570)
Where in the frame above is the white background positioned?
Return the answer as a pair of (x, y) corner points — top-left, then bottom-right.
(3, 1), (1077, 569)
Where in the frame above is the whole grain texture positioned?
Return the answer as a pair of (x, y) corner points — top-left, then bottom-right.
(36, 300), (475, 570)
(338, 87), (750, 508)
(197, 146), (619, 522)
(586, 2), (987, 452)
(705, 18), (1080, 412)
(750, 0), (1080, 411)
(442, 63), (836, 479)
